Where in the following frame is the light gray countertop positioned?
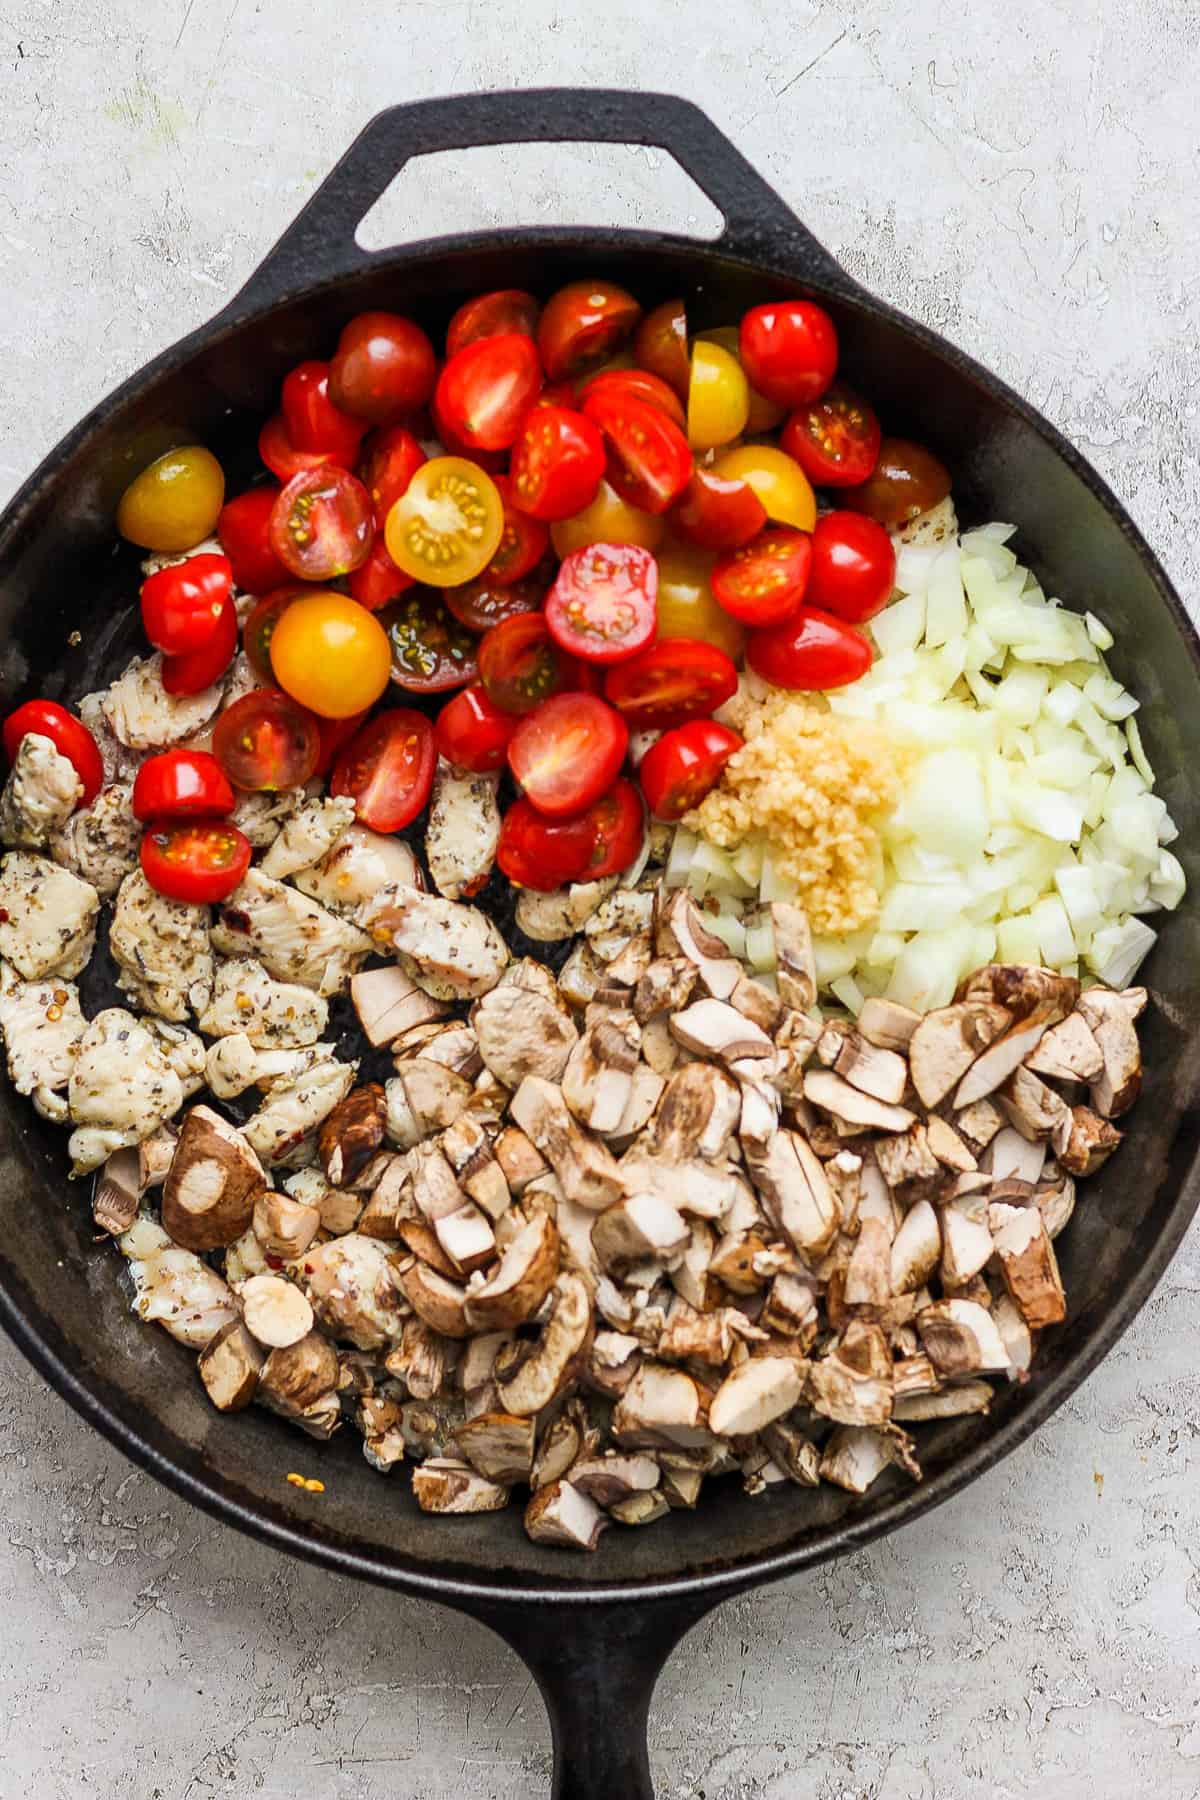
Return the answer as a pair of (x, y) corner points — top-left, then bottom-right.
(2, 2), (1199, 1794)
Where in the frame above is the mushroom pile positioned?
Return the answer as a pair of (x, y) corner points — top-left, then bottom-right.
(102, 880), (1146, 1550)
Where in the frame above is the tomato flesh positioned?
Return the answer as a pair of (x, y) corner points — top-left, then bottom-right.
(435, 332), (543, 452)
(545, 543), (657, 665)
(329, 312), (437, 425)
(507, 692), (628, 818)
(331, 708), (436, 833)
(577, 369), (686, 432)
(746, 607), (873, 691)
(212, 689), (322, 791)
(384, 456), (505, 587)
(739, 300), (838, 407)
(446, 290), (539, 357)
(583, 778), (645, 877)
(781, 382), (881, 488)
(639, 719), (743, 821)
(712, 527), (812, 627)
(217, 486), (289, 594)
(486, 475), (551, 582)
(444, 569), (548, 635)
(140, 553), (233, 656)
(603, 637), (738, 730)
(161, 593), (238, 695)
(711, 445), (816, 531)
(538, 281), (641, 381)
(140, 819), (251, 904)
(269, 467), (374, 581)
(2, 700), (103, 807)
(435, 684), (517, 774)
(116, 446), (225, 554)
(133, 749), (235, 822)
(382, 590), (479, 693)
(348, 538), (414, 612)
(478, 613), (576, 716)
(314, 709), (370, 777)
(269, 591), (393, 719)
(672, 466), (767, 550)
(841, 437), (952, 525)
(357, 426), (427, 527)
(582, 388), (693, 515)
(805, 511), (896, 623)
(633, 298), (689, 399)
(498, 798), (594, 890)
(282, 360), (366, 462)
(258, 413), (342, 482)
(243, 587), (305, 680)
(510, 406), (606, 523)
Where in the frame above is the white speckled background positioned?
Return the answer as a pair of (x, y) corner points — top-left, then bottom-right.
(3, 3), (1200, 1794)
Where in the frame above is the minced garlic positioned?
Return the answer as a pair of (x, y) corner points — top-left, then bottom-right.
(684, 692), (912, 935)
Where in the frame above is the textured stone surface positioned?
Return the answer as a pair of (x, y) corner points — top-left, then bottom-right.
(3, 1), (1200, 1794)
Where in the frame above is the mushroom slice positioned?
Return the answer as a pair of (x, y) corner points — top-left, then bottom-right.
(94, 1147), (142, 1236)
(653, 887), (741, 999)
(610, 1490), (670, 1526)
(819, 1424), (916, 1495)
(608, 1062), (666, 1151)
(760, 1271), (820, 1342)
(612, 1363), (711, 1449)
(351, 965), (447, 1048)
(889, 1199), (942, 1294)
(768, 901), (816, 1011)
(601, 931), (655, 987)
(413, 1458), (510, 1515)
(709, 1355), (805, 1437)
(588, 1330), (643, 1398)
(939, 1194), (994, 1287)
(925, 1115), (977, 1173)
(258, 1330), (339, 1418)
(384, 1317), (458, 1400)
(633, 956), (698, 1024)
(197, 1320), (264, 1412)
(464, 1212), (560, 1329)
(808, 1320), (893, 1425)
(952, 1004), (1067, 1108)
(524, 1480), (608, 1549)
(957, 962), (1078, 1017)
(435, 1202), (495, 1275)
(728, 973), (786, 1036)
(997, 1065), (1071, 1144)
(570, 1453), (661, 1508)
(397, 1257), (472, 1339)
(802, 1068), (916, 1133)
(1053, 1104), (1122, 1177)
(497, 1270), (592, 1418)
(908, 1001), (1010, 1108)
(660, 1465), (705, 1509)
(843, 1215), (893, 1309)
(954, 1097), (1005, 1151)
(1076, 987), (1143, 1117)
(744, 1130), (838, 1258)
(1026, 1009), (1103, 1084)
(648, 1061), (741, 1162)
(557, 938), (608, 1009)
(983, 1126), (1046, 1185)
(561, 1012), (640, 1135)
(253, 1190), (321, 1260)
(509, 1076), (625, 1212)
(992, 1292), (1035, 1377)
(857, 996), (920, 1052)
(670, 998), (774, 1065)
(992, 1207), (1066, 1328)
(472, 982), (578, 1089)
(453, 1411), (536, 1484)
(918, 1298), (1010, 1376)
(640, 1013), (684, 1077)
(493, 1126), (548, 1196)
(532, 1401), (596, 1490)
(834, 1033), (909, 1106)
(592, 1194), (690, 1279)
(318, 1083), (388, 1185)
(241, 1273), (315, 1349)
(161, 1106), (266, 1251)
(892, 1382), (993, 1422)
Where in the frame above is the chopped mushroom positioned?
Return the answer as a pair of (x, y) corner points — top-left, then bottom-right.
(857, 996), (920, 1051)
(161, 1106), (266, 1251)
(1076, 987), (1143, 1117)
(670, 998), (774, 1064)
(472, 981), (578, 1088)
(198, 1320), (264, 1412)
(918, 1298), (1010, 1376)
(803, 1068), (916, 1133)
(509, 1076), (625, 1211)
(318, 1083), (388, 1186)
(992, 1207), (1066, 1328)
(768, 901), (816, 1011)
(454, 1411), (536, 1484)
(351, 964), (448, 1048)
(708, 1356), (805, 1436)
(414, 1458), (510, 1514)
(523, 1479), (607, 1549)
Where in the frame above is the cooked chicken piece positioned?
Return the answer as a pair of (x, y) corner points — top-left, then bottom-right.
(229, 785), (309, 849)
(294, 824), (422, 917)
(0, 959), (87, 1120)
(360, 886), (509, 1000)
(260, 795), (356, 880)
(47, 781), (140, 898)
(515, 878), (618, 943)
(0, 852), (99, 981)
(295, 1233), (409, 1351)
(238, 1054), (357, 1167)
(0, 733), (82, 847)
(425, 761), (500, 900)
(148, 1018), (206, 1099)
(117, 1214), (237, 1349)
(472, 981), (578, 1089)
(109, 867), (214, 1022)
(212, 868), (372, 996)
(67, 1008), (187, 1173)
(101, 652), (224, 750)
(198, 955), (328, 1047)
(78, 690), (143, 784)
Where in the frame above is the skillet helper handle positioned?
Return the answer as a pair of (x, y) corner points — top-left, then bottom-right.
(226, 88), (853, 315)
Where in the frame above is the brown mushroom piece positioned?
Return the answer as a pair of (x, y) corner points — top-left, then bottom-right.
(241, 1273), (315, 1349)
(523, 1480), (608, 1549)
(397, 1257), (472, 1339)
(318, 1083), (388, 1186)
(633, 955), (698, 1024)
(918, 1298), (1010, 1376)
(648, 1061), (741, 1162)
(743, 1129), (839, 1258)
(908, 1001), (1011, 1108)
(992, 1207), (1066, 1328)
(1076, 987), (1144, 1117)
(708, 1355), (805, 1436)
(611, 1363), (711, 1450)
(997, 1065), (1071, 1143)
(350, 964), (447, 1048)
(892, 1381), (993, 1421)
(1053, 1104), (1122, 1176)
(412, 1458), (510, 1514)
(561, 1012), (640, 1135)
(653, 888), (741, 999)
(857, 995), (920, 1052)
(670, 998), (775, 1065)
(258, 1329), (339, 1416)
(471, 981), (579, 1090)
(496, 1270), (592, 1417)
(819, 1424), (918, 1495)
(834, 1032), (909, 1105)
(464, 1212), (560, 1330)
(253, 1189), (321, 1259)
(570, 1453), (661, 1508)
(808, 1320), (893, 1425)
(509, 1076), (625, 1211)
(197, 1319), (264, 1412)
(160, 1107), (267, 1252)
(94, 1147), (142, 1237)
(802, 1068), (916, 1133)
(610, 1489), (670, 1526)
(453, 1411), (536, 1484)
(766, 900), (816, 1011)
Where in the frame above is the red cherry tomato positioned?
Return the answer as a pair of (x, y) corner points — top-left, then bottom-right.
(805, 512), (897, 623)
(507, 692), (629, 818)
(538, 281), (641, 381)
(583, 777), (645, 877)
(746, 607), (873, 691)
(532, 380), (577, 411)
(2, 700), (103, 807)
(161, 594), (238, 695)
(633, 298), (689, 399)
(331, 708), (436, 832)
(282, 360), (366, 462)
(712, 527), (812, 627)
(582, 388), (693, 516)
(781, 382), (881, 488)
(739, 300), (838, 407)
(429, 393), (509, 474)
(603, 638), (738, 730)
(444, 570), (548, 635)
(435, 333), (543, 453)
(510, 406), (606, 522)
(577, 368), (687, 432)
(381, 590), (479, 694)
(478, 613), (578, 716)
(545, 543), (658, 665)
(671, 467), (768, 551)
(140, 553), (233, 656)
(212, 689), (321, 791)
(348, 538), (414, 612)
(841, 438), (953, 526)
(498, 798), (594, 890)
(132, 749), (235, 822)
(357, 426), (428, 528)
(243, 587), (305, 680)
(434, 684), (517, 773)
(258, 413), (345, 482)
(217, 486), (289, 595)
(140, 819), (251, 905)
(446, 290), (539, 357)
(329, 312), (437, 425)
(484, 476), (551, 583)
(638, 720), (742, 821)
(314, 709), (370, 777)
(268, 467), (374, 580)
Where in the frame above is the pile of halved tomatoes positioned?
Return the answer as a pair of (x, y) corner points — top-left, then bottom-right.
(59, 283), (952, 900)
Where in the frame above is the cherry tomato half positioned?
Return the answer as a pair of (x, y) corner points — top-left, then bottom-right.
(217, 486), (289, 595)
(672, 466), (767, 550)
(444, 569), (547, 635)
(654, 544), (745, 663)
(639, 719), (743, 821)
(244, 587), (306, 680)
(331, 708), (436, 833)
(746, 607), (873, 691)
(269, 591), (393, 719)
(140, 553), (233, 656)
(384, 456), (505, 587)
(805, 512), (896, 623)
(538, 281), (641, 381)
(435, 684), (517, 773)
(507, 693), (628, 819)
(132, 749), (235, 822)
(357, 426), (427, 527)
(213, 689), (322, 791)
(686, 340), (750, 451)
(739, 300), (838, 408)
(282, 360), (366, 462)
(841, 437), (953, 526)
(546, 543), (657, 665)
(258, 413), (342, 483)
(329, 312), (437, 425)
(435, 332), (543, 452)
(140, 819), (251, 905)
(712, 526), (812, 627)
(550, 477), (665, 558)
(634, 298), (689, 399)
(486, 476), (551, 582)
(711, 445), (816, 531)
(781, 382), (881, 488)
(117, 446), (225, 554)
(2, 700), (103, 807)
(478, 613), (575, 716)
(582, 388), (693, 515)
(497, 798), (594, 889)
(696, 326), (786, 434)
(580, 777), (644, 878)
(348, 538), (414, 612)
(382, 590), (479, 693)
(446, 290), (539, 357)
(604, 638), (738, 730)
(510, 406), (606, 523)
(578, 369), (686, 432)
(161, 594), (238, 695)
(268, 467), (373, 581)
(314, 709), (370, 777)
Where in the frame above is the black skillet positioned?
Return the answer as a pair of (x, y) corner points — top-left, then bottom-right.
(2, 91), (1199, 1798)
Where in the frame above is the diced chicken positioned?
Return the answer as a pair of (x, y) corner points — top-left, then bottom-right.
(360, 886), (509, 1001)
(48, 781), (140, 898)
(64, 1009), (184, 1171)
(260, 795), (356, 880)
(101, 652), (224, 749)
(515, 878), (618, 943)
(78, 690), (143, 784)
(0, 733), (82, 847)
(297, 1233), (409, 1351)
(426, 762), (500, 899)
(0, 960), (86, 1120)
(472, 981), (578, 1089)
(212, 868), (372, 996)
(294, 824), (423, 917)
(198, 956), (328, 1047)
(240, 1054), (358, 1166)
(117, 1216), (237, 1349)
(0, 852), (99, 981)
(110, 867), (214, 1022)
(229, 785), (309, 850)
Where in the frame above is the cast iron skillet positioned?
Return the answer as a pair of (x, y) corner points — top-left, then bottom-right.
(2, 90), (1199, 1798)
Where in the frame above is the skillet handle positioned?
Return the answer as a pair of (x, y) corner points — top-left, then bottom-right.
(225, 88), (853, 315)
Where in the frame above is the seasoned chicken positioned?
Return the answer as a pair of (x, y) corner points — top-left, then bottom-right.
(241, 1054), (357, 1166)
(117, 1214), (238, 1349)
(0, 852), (99, 981)
(198, 956), (329, 1047)
(425, 761), (500, 900)
(211, 867), (372, 996)
(360, 886), (509, 1000)
(261, 795), (356, 880)
(140, 536), (224, 578)
(147, 1019), (206, 1098)
(0, 733), (82, 847)
(204, 1033), (338, 1099)
(220, 650), (267, 707)
(109, 868), (214, 1022)
(67, 1008), (187, 1173)
(229, 785), (311, 850)
(78, 691), (143, 784)
(294, 825), (422, 917)
(101, 653), (224, 751)
(0, 959), (87, 1121)
(48, 781), (140, 898)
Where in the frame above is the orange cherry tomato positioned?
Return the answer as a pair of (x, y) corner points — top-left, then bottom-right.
(711, 445), (816, 531)
(269, 591), (392, 719)
(550, 478), (666, 559)
(686, 340), (750, 451)
(384, 457), (505, 587)
(653, 544), (745, 663)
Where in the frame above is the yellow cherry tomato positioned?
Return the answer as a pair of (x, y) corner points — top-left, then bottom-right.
(269, 591), (392, 719)
(711, 445), (816, 532)
(698, 326), (787, 434)
(655, 541), (746, 662)
(686, 340), (750, 452)
(384, 455), (504, 587)
(550, 476), (666, 558)
(116, 445), (225, 553)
